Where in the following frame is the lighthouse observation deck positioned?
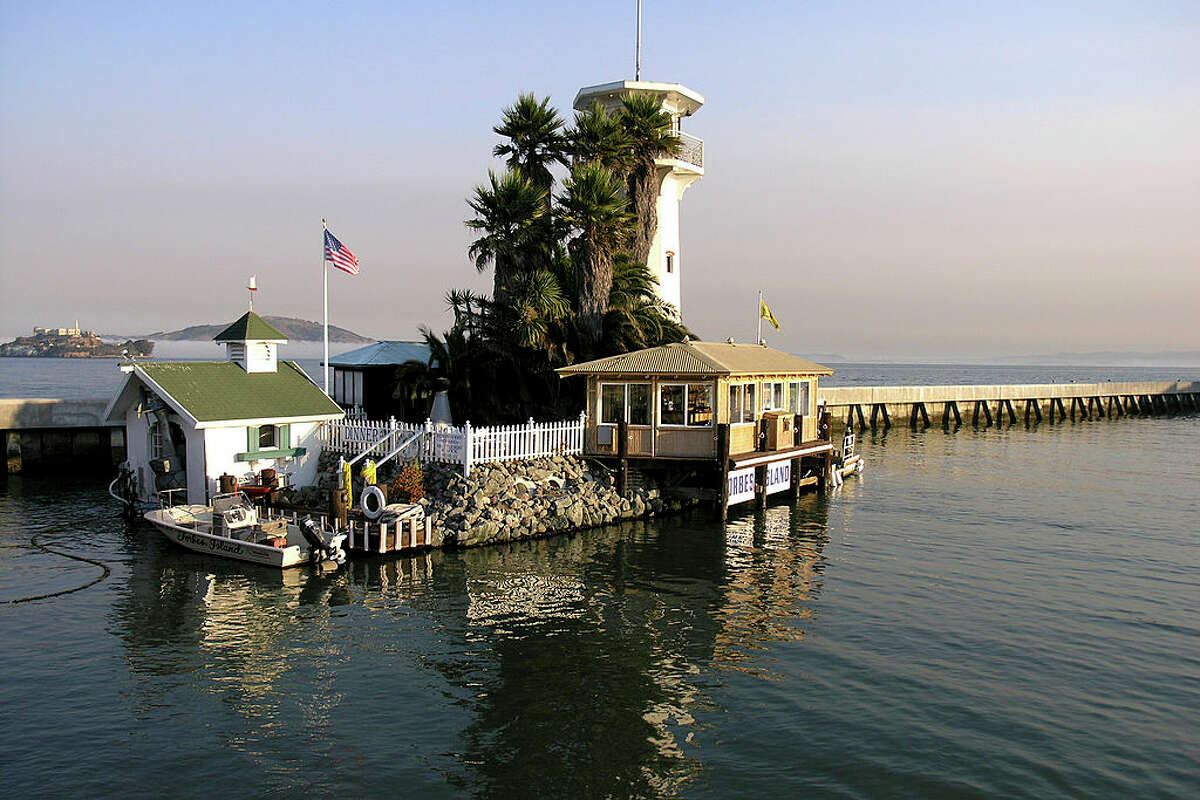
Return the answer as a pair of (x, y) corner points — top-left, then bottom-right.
(665, 131), (704, 172)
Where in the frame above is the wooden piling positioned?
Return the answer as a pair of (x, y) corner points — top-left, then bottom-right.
(617, 419), (629, 496)
(910, 402), (930, 428)
(973, 400), (993, 427)
(943, 401), (961, 427)
(716, 423), (730, 521)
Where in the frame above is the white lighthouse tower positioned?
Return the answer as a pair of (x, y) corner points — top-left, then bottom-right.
(572, 80), (704, 320)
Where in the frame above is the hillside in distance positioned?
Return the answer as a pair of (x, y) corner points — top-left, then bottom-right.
(148, 316), (374, 343)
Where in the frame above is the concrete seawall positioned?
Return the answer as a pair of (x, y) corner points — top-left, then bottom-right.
(822, 381), (1200, 428)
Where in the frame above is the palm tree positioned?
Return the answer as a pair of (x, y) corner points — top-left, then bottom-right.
(493, 93), (569, 203)
(499, 270), (570, 354)
(603, 254), (689, 354)
(466, 170), (547, 301)
(569, 103), (633, 175)
(619, 94), (682, 265)
(445, 288), (484, 332)
(559, 162), (633, 350)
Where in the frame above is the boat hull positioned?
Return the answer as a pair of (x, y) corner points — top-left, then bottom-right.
(146, 509), (313, 569)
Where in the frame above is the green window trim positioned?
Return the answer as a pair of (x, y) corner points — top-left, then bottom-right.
(235, 446), (306, 463)
(241, 423), (294, 462)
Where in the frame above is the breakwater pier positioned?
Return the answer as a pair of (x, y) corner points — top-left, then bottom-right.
(824, 380), (1199, 430)
(1, 398), (124, 473)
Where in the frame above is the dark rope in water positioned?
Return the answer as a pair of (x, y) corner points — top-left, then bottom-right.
(0, 534), (112, 605)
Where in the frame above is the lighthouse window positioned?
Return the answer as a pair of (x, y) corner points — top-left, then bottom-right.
(665, 252), (674, 274)
(258, 425), (277, 449)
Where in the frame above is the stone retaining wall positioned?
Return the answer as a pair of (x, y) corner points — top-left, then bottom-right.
(422, 456), (695, 548)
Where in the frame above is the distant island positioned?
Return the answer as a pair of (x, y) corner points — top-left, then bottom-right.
(146, 316), (374, 343)
(0, 325), (154, 359)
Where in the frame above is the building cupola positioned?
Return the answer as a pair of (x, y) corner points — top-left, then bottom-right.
(213, 311), (287, 373)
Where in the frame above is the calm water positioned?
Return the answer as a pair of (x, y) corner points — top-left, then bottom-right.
(2, 364), (1198, 797)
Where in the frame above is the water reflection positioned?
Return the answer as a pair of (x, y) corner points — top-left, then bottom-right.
(108, 501), (835, 797)
(717, 495), (831, 679)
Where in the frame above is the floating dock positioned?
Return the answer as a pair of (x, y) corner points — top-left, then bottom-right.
(266, 507), (435, 556)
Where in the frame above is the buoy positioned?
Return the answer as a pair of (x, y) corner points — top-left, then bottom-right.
(360, 484), (386, 520)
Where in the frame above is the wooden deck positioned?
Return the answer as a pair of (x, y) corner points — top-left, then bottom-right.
(729, 440), (832, 468)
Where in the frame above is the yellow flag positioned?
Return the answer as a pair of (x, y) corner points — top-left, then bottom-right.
(760, 298), (780, 330)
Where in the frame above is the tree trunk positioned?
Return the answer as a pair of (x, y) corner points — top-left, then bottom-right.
(575, 241), (612, 352)
(628, 162), (664, 266)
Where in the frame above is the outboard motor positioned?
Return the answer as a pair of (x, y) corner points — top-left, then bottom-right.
(299, 515), (347, 565)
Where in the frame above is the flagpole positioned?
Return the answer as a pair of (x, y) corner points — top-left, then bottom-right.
(322, 218), (330, 396)
(758, 290), (763, 345)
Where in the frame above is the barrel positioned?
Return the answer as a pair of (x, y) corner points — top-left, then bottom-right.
(218, 473), (238, 494)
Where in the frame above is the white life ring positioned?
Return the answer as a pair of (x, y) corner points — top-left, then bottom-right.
(360, 484), (386, 521)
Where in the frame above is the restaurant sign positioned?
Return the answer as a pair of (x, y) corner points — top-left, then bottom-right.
(727, 461), (792, 507)
(727, 467), (755, 506)
(764, 460), (791, 496)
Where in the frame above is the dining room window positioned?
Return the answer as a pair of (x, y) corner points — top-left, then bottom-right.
(790, 381), (810, 416)
(600, 383), (652, 425)
(660, 383), (714, 427)
(762, 381), (786, 411)
(728, 383), (756, 423)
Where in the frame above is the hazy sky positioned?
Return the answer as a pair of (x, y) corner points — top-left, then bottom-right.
(1, 1), (1196, 359)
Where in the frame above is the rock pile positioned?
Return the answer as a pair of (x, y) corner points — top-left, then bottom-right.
(421, 455), (695, 548)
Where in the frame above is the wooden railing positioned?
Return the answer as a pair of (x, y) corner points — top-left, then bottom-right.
(320, 413), (586, 476)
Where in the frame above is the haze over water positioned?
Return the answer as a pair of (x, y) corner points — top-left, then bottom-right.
(2, 364), (1197, 797)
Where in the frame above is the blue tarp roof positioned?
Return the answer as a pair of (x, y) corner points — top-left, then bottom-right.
(328, 340), (431, 367)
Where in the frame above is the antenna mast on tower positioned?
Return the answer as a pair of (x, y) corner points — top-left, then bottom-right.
(635, 0), (642, 80)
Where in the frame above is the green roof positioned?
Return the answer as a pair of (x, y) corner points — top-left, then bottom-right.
(213, 311), (287, 342)
(139, 361), (342, 422)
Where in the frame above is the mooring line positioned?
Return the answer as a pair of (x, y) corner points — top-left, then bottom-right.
(0, 534), (112, 605)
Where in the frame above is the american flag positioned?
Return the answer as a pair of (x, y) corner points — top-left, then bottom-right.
(324, 229), (359, 275)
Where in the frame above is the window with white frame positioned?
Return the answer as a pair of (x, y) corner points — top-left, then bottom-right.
(790, 381), (810, 416)
(762, 381), (786, 411)
(148, 421), (165, 460)
(729, 383), (756, 423)
(629, 384), (650, 425)
(600, 383), (652, 426)
(660, 383), (714, 427)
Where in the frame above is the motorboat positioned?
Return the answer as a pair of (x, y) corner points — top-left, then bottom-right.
(144, 492), (347, 569)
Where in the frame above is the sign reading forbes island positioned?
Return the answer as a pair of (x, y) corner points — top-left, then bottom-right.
(765, 460), (791, 496)
(727, 467), (756, 505)
(727, 461), (792, 507)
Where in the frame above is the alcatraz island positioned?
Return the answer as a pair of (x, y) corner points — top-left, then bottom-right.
(0, 323), (153, 359)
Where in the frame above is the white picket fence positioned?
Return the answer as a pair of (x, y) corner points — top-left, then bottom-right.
(319, 412), (586, 476)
